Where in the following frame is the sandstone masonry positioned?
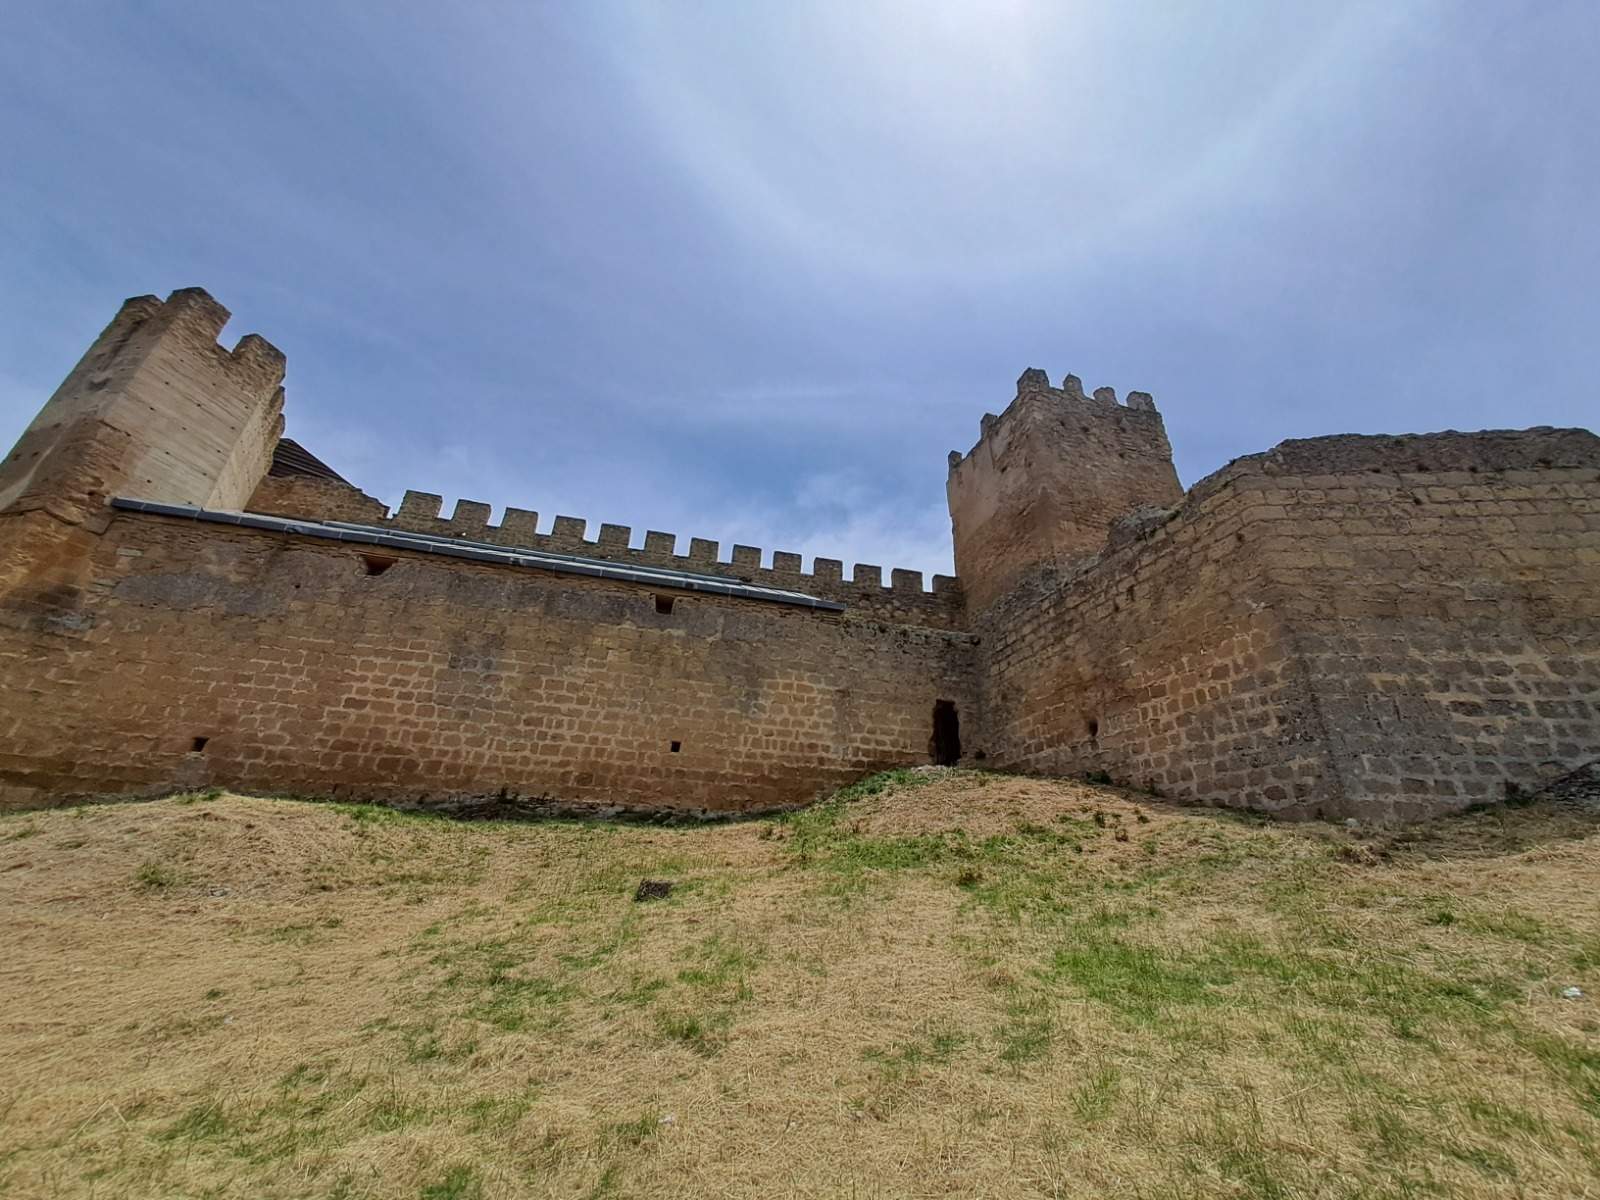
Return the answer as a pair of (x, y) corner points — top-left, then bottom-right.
(1, 288), (1596, 820)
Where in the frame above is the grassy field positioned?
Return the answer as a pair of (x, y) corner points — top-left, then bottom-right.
(2, 769), (1598, 1199)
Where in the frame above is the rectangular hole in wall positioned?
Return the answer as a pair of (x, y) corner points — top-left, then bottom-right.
(361, 553), (398, 576)
(191, 736), (209, 754)
(670, 740), (681, 753)
(655, 594), (675, 615)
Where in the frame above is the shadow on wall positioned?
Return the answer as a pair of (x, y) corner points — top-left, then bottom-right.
(931, 699), (961, 765)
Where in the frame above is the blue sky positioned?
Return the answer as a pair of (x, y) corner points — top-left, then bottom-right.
(3, 2), (1595, 576)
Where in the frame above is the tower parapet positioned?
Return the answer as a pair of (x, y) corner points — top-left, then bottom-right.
(0, 288), (286, 526)
(947, 368), (1182, 612)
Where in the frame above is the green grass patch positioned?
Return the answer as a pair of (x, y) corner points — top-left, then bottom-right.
(676, 933), (763, 995)
(327, 801), (447, 826)
(423, 933), (579, 1033)
(995, 987), (1055, 1066)
(655, 1009), (730, 1055)
(601, 1111), (662, 1151)
(862, 1023), (967, 1084)
(159, 1101), (229, 1143)
(420, 1165), (483, 1200)
(133, 860), (185, 890)
(1517, 1029), (1600, 1116)
(1047, 930), (1237, 1024)
(1071, 1065), (1121, 1123)
(362, 1083), (430, 1132)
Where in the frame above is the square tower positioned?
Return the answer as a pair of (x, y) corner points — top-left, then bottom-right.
(947, 369), (1182, 612)
(0, 288), (286, 527)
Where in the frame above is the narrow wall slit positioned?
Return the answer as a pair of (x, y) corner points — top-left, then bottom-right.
(931, 700), (961, 766)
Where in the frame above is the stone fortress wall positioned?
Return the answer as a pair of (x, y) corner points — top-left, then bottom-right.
(246, 475), (967, 631)
(972, 420), (1600, 819)
(0, 291), (975, 815)
(1, 288), (1596, 820)
(0, 510), (974, 815)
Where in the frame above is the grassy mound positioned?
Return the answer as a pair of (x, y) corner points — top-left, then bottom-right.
(2, 770), (1597, 1198)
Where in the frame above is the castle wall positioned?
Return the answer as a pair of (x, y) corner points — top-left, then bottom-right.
(4, 288), (1596, 824)
(976, 428), (1600, 820)
(244, 477), (967, 631)
(0, 511), (977, 814)
(247, 473), (390, 524)
(975, 477), (1333, 814)
(1230, 430), (1600, 817)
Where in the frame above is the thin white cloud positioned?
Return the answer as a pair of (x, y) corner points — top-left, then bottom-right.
(593, 2), (1436, 285)
(3, 0), (1596, 587)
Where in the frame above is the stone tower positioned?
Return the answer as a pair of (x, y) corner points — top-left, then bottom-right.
(945, 368), (1183, 612)
(0, 288), (286, 527)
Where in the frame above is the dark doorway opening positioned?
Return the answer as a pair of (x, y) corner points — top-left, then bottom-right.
(931, 700), (961, 766)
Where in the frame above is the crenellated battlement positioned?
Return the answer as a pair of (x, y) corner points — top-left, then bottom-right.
(359, 490), (964, 628)
(946, 367), (1183, 612)
(947, 368), (1164, 478)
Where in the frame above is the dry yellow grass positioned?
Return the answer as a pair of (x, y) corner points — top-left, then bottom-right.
(2, 769), (1598, 1199)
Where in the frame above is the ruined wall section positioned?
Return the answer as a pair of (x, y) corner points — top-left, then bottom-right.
(947, 369), (1183, 613)
(0, 289), (285, 524)
(245, 478), (966, 631)
(1229, 428), (1600, 817)
(0, 512), (978, 814)
(978, 427), (1600, 820)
